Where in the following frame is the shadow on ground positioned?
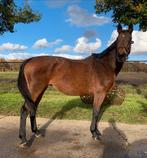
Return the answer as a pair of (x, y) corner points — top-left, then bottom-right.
(102, 119), (147, 158)
(102, 119), (129, 158)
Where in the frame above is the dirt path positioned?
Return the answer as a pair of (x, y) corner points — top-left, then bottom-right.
(0, 116), (147, 158)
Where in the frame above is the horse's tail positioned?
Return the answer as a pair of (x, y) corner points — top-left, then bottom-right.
(17, 58), (36, 115)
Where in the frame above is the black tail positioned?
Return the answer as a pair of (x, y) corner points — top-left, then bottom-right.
(17, 58), (36, 115)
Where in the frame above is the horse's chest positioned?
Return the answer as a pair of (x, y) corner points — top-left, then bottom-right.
(92, 71), (115, 92)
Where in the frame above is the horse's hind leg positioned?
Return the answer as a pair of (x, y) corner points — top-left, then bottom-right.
(19, 103), (29, 147)
(19, 84), (47, 148)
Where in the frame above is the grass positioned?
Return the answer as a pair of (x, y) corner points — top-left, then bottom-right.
(0, 71), (18, 79)
(0, 72), (147, 124)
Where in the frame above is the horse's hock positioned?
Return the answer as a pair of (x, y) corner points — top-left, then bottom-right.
(80, 85), (125, 105)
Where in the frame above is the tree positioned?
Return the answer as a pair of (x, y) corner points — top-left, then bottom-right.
(0, 0), (41, 35)
(95, 0), (147, 31)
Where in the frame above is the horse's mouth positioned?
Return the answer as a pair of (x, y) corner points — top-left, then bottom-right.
(117, 54), (128, 62)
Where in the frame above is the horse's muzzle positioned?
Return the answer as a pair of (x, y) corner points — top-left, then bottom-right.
(117, 54), (128, 62)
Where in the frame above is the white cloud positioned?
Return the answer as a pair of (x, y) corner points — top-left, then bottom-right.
(107, 30), (118, 46)
(131, 31), (147, 54)
(54, 36), (102, 55)
(0, 52), (83, 60)
(52, 53), (83, 59)
(54, 45), (72, 54)
(0, 52), (48, 60)
(49, 39), (63, 47)
(108, 30), (147, 55)
(66, 5), (110, 27)
(33, 38), (49, 49)
(54, 36), (102, 54)
(46, 0), (80, 8)
(74, 36), (101, 53)
(33, 38), (63, 49)
(0, 42), (27, 51)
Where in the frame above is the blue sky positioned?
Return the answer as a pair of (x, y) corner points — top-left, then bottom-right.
(0, 0), (147, 61)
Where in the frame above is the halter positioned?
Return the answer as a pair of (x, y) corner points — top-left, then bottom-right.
(116, 53), (129, 63)
(116, 38), (133, 63)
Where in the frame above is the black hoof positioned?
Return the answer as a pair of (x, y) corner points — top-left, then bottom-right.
(91, 129), (102, 141)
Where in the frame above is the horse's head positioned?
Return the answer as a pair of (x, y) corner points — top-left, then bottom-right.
(116, 24), (134, 62)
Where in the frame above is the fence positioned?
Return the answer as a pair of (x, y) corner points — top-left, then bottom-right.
(0, 60), (147, 72)
(0, 62), (22, 71)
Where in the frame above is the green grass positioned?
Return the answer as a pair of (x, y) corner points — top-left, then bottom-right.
(0, 72), (147, 124)
(0, 72), (18, 79)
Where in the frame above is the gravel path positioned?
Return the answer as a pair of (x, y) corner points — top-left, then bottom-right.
(0, 116), (147, 158)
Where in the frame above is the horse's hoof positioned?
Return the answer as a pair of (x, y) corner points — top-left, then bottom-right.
(92, 134), (102, 141)
(95, 129), (102, 137)
(92, 136), (101, 141)
(19, 141), (28, 148)
(35, 133), (42, 138)
(35, 130), (42, 138)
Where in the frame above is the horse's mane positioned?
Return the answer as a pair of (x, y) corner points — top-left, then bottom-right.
(92, 40), (117, 58)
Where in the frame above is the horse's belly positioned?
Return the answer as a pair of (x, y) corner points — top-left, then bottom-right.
(50, 80), (90, 96)
(49, 65), (92, 96)
(53, 85), (77, 95)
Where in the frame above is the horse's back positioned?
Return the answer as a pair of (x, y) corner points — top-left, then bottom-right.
(23, 55), (92, 75)
(22, 56), (94, 95)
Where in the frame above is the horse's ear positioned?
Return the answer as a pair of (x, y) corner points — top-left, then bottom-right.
(128, 24), (133, 33)
(117, 24), (122, 34)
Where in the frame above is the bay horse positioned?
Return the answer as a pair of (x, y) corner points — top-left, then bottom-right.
(17, 24), (133, 147)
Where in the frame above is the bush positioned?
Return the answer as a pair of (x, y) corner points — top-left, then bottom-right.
(104, 86), (125, 105)
(80, 85), (125, 106)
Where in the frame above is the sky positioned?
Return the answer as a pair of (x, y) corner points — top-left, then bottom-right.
(0, 0), (147, 61)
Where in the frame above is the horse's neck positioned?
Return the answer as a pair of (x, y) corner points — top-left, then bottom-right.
(101, 45), (124, 76)
(115, 58), (124, 76)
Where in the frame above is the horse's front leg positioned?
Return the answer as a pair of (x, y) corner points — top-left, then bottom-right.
(90, 92), (105, 140)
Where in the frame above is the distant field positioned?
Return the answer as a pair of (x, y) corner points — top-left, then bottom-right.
(0, 71), (147, 124)
(117, 72), (147, 85)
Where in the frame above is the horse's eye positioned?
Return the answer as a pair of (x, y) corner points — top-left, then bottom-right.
(131, 41), (134, 44)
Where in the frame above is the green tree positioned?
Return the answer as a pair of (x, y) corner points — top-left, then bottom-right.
(95, 0), (147, 31)
(0, 0), (41, 34)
